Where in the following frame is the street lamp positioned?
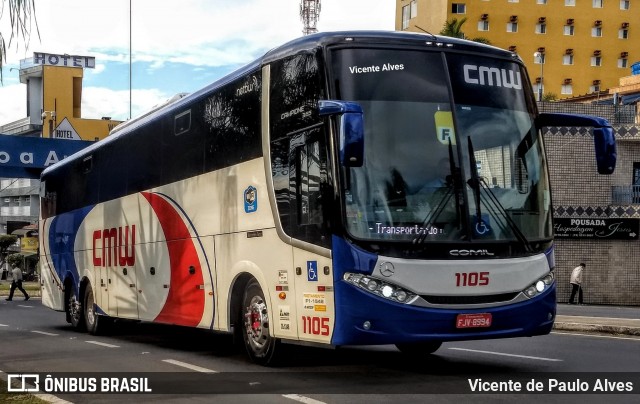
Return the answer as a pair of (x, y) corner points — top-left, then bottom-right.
(533, 51), (544, 101)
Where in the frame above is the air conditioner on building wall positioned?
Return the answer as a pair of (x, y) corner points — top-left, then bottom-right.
(566, 19), (574, 25)
(538, 17), (546, 23)
(621, 22), (629, 28)
(537, 47), (546, 53)
(566, 49), (574, 55)
(594, 20), (602, 26)
(593, 50), (602, 56)
(564, 78), (573, 84)
(621, 52), (629, 58)
(510, 15), (518, 22)
(481, 14), (489, 20)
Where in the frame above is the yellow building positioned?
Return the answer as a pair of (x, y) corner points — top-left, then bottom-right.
(11, 52), (122, 140)
(396, 0), (637, 99)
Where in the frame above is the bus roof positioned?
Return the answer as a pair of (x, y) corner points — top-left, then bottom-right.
(41, 31), (518, 178)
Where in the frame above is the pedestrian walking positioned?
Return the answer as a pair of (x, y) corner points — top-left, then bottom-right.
(5, 265), (29, 301)
(568, 263), (585, 305)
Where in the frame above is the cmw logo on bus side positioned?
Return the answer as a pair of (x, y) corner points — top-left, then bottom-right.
(244, 186), (258, 213)
(463, 64), (522, 89)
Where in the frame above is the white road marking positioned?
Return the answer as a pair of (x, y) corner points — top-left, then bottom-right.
(86, 340), (120, 348)
(448, 347), (563, 362)
(0, 324), (8, 327)
(17, 305), (35, 308)
(32, 330), (59, 336)
(283, 394), (327, 404)
(162, 359), (218, 373)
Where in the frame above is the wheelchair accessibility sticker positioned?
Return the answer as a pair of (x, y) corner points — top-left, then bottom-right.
(473, 214), (491, 236)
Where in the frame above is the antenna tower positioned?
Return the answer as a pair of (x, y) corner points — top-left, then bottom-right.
(300, 0), (321, 35)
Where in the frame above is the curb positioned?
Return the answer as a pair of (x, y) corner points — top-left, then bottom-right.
(553, 321), (640, 336)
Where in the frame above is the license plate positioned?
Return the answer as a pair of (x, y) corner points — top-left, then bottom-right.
(456, 313), (492, 329)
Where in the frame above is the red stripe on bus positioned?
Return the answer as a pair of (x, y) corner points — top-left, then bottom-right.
(142, 192), (205, 326)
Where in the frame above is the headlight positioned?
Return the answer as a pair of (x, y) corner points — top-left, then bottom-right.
(343, 273), (417, 304)
(523, 271), (555, 299)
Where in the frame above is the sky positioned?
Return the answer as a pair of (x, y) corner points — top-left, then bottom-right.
(0, 0), (395, 125)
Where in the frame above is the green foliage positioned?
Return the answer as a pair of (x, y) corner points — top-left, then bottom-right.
(0, 234), (18, 253)
(543, 92), (558, 101)
(7, 253), (23, 269)
(439, 18), (492, 45)
(0, 0), (40, 83)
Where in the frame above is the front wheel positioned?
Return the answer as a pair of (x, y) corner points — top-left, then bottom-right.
(241, 279), (280, 366)
(395, 341), (442, 356)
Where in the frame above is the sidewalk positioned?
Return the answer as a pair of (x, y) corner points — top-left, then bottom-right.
(554, 303), (640, 336)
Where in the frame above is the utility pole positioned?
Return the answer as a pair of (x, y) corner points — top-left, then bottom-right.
(300, 0), (321, 36)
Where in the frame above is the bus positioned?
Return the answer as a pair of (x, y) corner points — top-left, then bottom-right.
(39, 31), (616, 365)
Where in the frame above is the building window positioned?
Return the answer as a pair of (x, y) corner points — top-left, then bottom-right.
(591, 56), (602, 66)
(536, 23), (547, 34)
(534, 53), (545, 64)
(452, 3), (466, 14)
(564, 25), (575, 35)
(633, 162), (640, 185)
(508, 0), (519, 2)
(619, 58), (629, 68)
(401, 1), (418, 30)
(590, 85), (601, 93)
(621, 0), (630, 10)
(561, 84), (573, 95)
(563, 54), (574, 65)
(592, 27), (603, 37)
(478, 20), (489, 31)
(619, 28), (629, 39)
(538, 0), (548, 4)
(565, 0), (576, 5)
(593, 0), (604, 8)
(507, 22), (518, 33)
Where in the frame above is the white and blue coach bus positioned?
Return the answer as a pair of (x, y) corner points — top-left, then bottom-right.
(39, 31), (616, 365)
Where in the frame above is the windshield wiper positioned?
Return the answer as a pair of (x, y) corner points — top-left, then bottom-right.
(466, 137), (533, 253)
(413, 141), (463, 244)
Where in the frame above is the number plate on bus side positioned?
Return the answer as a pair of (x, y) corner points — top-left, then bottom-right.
(456, 313), (492, 329)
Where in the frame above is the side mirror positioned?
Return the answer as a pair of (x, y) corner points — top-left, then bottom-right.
(537, 113), (616, 175)
(318, 100), (364, 167)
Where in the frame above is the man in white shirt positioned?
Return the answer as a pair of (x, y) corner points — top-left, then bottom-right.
(568, 263), (585, 305)
(6, 265), (29, 301)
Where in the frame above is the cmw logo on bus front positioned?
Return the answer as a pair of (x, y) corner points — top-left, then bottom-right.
(463, 64), (522, 89)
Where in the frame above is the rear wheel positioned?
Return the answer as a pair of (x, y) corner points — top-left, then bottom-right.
(395, 341), (442, 356)
(241, 279), (279, 366)
(84, 283), (107, 335)
(66, 286), (85, 331)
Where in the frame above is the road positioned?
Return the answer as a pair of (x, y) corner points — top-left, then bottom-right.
(1, 299), (639, 403)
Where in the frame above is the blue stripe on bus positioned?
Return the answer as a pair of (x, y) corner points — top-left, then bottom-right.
(47, 205), (95, 296)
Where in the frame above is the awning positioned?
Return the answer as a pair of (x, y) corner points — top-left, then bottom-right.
(11, 229), (37, 237)
(621, 93), (640, 105)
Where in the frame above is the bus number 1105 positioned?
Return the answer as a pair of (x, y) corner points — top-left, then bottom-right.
(455, 272), (489, 287)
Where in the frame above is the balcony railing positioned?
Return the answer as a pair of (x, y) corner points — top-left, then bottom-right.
(611, 185), (640, 204)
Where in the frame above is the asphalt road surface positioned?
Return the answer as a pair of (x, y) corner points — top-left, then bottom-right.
(1, 299), (639, 403)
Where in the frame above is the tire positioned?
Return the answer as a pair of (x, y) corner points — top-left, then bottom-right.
(66, 286), (86, 331)
(84, 283), (107, 335)
(241, 279), (280, 366)
(395, 341), (442, 356)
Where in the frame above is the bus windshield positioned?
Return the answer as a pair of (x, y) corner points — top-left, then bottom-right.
(331, 47), (552, 245)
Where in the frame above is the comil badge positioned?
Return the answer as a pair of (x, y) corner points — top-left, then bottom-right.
(244, 186), (258, 213)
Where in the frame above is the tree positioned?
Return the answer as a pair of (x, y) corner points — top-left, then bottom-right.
(0, 0), (39, 83)
(439, 18), (467, 39)
(0, 234), (17, 279)
(439, 18), (493, 46)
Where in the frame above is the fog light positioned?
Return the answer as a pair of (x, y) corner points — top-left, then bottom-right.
(363, 321), (371, 330)
(367, 280), (379, 291)
(395, 290), (408, 302)
(525, 286), (536, 297)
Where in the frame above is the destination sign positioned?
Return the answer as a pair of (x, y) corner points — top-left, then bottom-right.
(553, 217), (639, 240)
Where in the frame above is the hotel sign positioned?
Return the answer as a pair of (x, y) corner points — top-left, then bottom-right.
(33, 52), (95, 69)
(553, 217), (640, 240)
